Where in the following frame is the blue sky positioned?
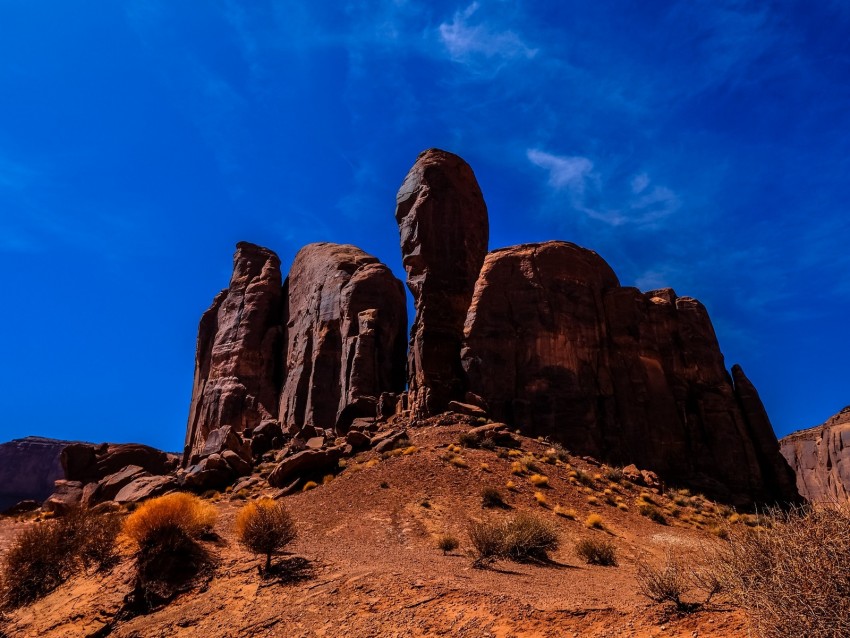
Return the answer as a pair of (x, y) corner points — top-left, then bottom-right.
(1, 0), (848, 451)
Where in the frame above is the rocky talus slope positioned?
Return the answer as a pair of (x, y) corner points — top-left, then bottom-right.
(780, 406), (850, 502)
(1, 424), (752, 638)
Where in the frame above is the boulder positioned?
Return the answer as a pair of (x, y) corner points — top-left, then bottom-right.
(278, 243), (407, 436)
(345, 430), (372, 451)
(62, 442), (175, 483)
(461, 241), (800, 506)
(221, 450), (252, 476)
(267, 447), (345, 487)
(44, 480), (84, 514)
(201, 425), (252, 464)
(183, 242), (285, 464)
(250, 420), (284, 456)
(622, 464), (642, 484)
(395, 149), (489, 418)
(373, 430), (409, 454)
(376, 392), (399, 421)
(780, 406), (850, 502)
(447, 401), (487, 418)
(114, 475), (178, 504)
(305, 437), (325, 450)
(84, 465), (148, 505)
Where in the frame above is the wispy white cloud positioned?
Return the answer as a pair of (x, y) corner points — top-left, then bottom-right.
(438, 2), (537, 63)
(527, 148), (680, 227)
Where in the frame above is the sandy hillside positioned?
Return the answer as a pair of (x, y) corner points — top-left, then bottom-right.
(0, 423), (751, 638)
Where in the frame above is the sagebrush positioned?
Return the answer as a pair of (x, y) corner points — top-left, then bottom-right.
(235, 499), (297, 573)
(0, 507), (120, 609)
(709, 504), (850, 638)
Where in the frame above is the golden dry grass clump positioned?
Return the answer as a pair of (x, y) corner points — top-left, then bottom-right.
(235, 499), (297, 573)
(468, 512), (559, 567)
(123, 492), (216, 549)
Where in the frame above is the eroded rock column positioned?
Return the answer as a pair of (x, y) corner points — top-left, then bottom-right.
(395, 149), (489, 418)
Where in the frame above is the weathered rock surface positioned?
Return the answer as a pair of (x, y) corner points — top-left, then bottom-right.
(462, 241), (799, 506)
(43, 480), (84, 514)
(184, 242), (285, 464)
(780, 406), (850, 502)
(0, 437), (73, 512)
(267, 447), (345, 487)
(396, 149), (489, 418)
(61, 443), (176, 483)
(278, 243), (407, 435)
(113, 475), (178, 504)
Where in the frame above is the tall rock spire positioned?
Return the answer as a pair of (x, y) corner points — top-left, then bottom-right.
(395, 149), (489, 418)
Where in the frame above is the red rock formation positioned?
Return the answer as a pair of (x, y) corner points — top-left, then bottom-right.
(184, 242), (285, 463)
(780, 406), (850, 502)
(462, 241), (799, 505)
(278, 243), (407, 434)
(395, 149), (489, 418)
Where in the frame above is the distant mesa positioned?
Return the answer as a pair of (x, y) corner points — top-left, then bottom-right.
(179, 148), (800, 507)
(0, 437), (72, 512)
(780, 406), (850, 502)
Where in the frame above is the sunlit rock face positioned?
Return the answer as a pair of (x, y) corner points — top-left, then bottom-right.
(781, 406), (850, 503)
(462, 240), (800, 506)
(278, 242), (407, 435)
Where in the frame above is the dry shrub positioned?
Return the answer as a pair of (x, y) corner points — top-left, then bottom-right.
(0, 508), (120, 609)
(575, 537), (617, 566)
(468, 513), (559, 567)
(638, 502), (667, 525)
(123, 493), (216, 610)
(436, 534), (459, 555)
(502, 512), (559, 562)
(585, 513), (604, 529)
(235, 499), (296, 573)
(636, 550), (693, 611)
(481, 487), (506, 509)
(124, 493), (215, 549)
(709, 504), (850, 638)
(468, 519), (505, 568)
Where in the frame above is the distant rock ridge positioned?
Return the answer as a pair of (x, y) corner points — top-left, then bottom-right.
(0, 437), (74, 512)
(780, 406), (850, 502)
(180, 148), (801, 506)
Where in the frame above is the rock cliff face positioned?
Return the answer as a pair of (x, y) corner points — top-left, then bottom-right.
(780, 407), (850, 502)
(184, 242), (285, 462)
(395, 149), (489, 418)
(278, 243), (407, 434)
(461, 241), (799, 505)
(0, 437), (71, 511)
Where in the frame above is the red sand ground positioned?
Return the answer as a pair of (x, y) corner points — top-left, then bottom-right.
(0, 424), (751, 637)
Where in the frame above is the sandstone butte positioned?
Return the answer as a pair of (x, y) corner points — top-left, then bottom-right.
(179, 148), (801, 508)
(780, 405), (850, 502)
